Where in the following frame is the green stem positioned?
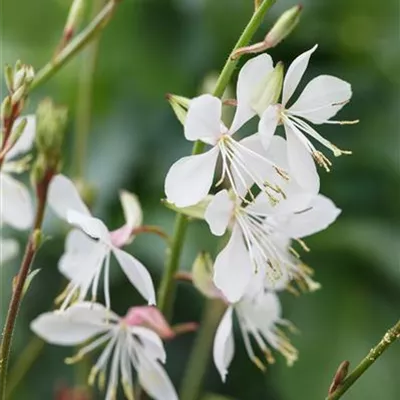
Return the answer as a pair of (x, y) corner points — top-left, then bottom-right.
(74, 0), (105, 180)
(0, 169), (53, 399)
(327, 320), (400, 400)
(180, 300), (227, 400)
(157, 0), (276, 319)
(29, 0), (120, 93)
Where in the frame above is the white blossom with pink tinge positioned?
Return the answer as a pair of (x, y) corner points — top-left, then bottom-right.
(48, 174), (155, 309)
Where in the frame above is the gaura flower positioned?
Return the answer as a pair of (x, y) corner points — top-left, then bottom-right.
(165, 94), (287, 208)
(205, 175), (340, 302)
(31, 302), (178, 400)
(48, 174), (155, 309)
(0, 115), (35, 230)
(236, 45), (355, 192)
(214, 290), (298, 382)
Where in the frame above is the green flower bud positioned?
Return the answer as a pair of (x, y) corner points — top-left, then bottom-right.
(35, 98), (68, 172)
(265, 5), (302, 48)
(4, 65), (14, 92)
(251, 61), (284, 115)
(1, 96), (12, 120)
(192, 252), (220, 299)
(11, 85), (26, 105)
(166, 94), (190, 125)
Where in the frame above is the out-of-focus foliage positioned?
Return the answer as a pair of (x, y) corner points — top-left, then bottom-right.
(1, 0), (399, 399)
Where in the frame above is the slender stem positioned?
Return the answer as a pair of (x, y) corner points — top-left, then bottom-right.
(327, 320), (400, 400)
(157, 0), (276, 319)
(0, 169), (53, 399)
(180, 300), (227, 400)
(28, 0), (121, 92)
(74, 0), (105, 180)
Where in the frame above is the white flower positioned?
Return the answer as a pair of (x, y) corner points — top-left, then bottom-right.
(237, 45), (354, 192)
(0, 115), (35, 230)
(213, 291), (298, 382)
(204, 144), (340, 303)
(31, 302), (178, 400)
(165, 94), (287, 208)
(48, 174), (155, 309)
(0, 236), (19, 265)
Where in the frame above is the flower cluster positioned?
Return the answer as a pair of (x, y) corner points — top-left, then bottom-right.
(165, 45), (354, 379)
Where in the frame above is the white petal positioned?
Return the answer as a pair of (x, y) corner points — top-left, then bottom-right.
(289, 75), (352, 123)
(258, 105), (280, 150)
(184, 94), (224, 144)
(231, 54), (274, 132)
(164, 146), (219, 208)
(213, 306), (235, 382)
(130, 326), (166, 362)
(65, 301), (120, 324)
(120, 190), (142, 229)
(0, 238), (19, 265)
(213, 226), (252, 303)
(204, 190), (234, 236)
(5, 115), (36, 160)
(272, 194), (341, 238)
(285, 125), (320, 194)
(112, 248), (156, 305)
(282, 45), (318, 106)
(48, 174), (91, 220)
(59, 230), (106, 285)
(138, 360), (178, 400)
(0, 173), (33, 230)
(67, 210), (110, 241)
(30, 309), (109, 346)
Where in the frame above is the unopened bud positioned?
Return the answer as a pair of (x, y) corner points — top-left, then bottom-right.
(166, 94), (190, 125)
(252, 62), (284, 115)
(11, 85), (26, 105)
(1, 96), (12, 120)
(7, 117), (28, 150)
(13, 69), (26, 90)
(14, 60), (22, 72)
(192, 252), (222, 299)
(35, 98), (68, 171)
(265, 5), (302, 48)
(65, 0), (86, 39)
(13, 64), (35, 92)
(4, 65), (14, 92)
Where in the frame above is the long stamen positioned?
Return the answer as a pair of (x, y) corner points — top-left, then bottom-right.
(104, 250), (111, 310)
(105, 333), (122, 400)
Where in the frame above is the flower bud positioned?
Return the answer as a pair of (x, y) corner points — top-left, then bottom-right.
(34, 98), (68, 174)
(11, 85), (26, 105)
(166, 93), (190, 125)
(192, 252), (223, 299)
(4, 65), (14, 92)
(1, 96), (12, 120)
(64, 0), (86, 40)
(265, 5), (302, 48)
(251, 61), (284, 115)
(5, 118), (28, 153)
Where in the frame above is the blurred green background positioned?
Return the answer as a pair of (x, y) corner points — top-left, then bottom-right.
(1, 0), (399, 399)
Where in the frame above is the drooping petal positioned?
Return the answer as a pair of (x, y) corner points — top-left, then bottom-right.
(112, 248), (156, 305)
(0, 238), (19, 265)
(30, 309), (110, 346)
(258, 105), (280, 150)
(0, 173), (33, 230)
(230, 54), (274, 133)
(131, 326), (166, 362)
(289, 75), (352, 124)
(48, 174), (91, 220)
(271, 194), (341, 238)
(282, 44), (318, 106)
(5, 115), (36, 160)
(67, 210), (110, 241)
(138, 360), (178, 400)
(204, 190), (235, 236)
(184, 94), (224, 144)
(285, 124), (320, 194)
(164, 146), (219, 208)
(213, 306), (235, 382)
(213, 226), (252, 303)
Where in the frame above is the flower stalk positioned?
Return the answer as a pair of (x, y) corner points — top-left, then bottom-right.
(0, 168), (54, 399)
(326, 320), (400, 400)
(157, 0), (276, 319)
